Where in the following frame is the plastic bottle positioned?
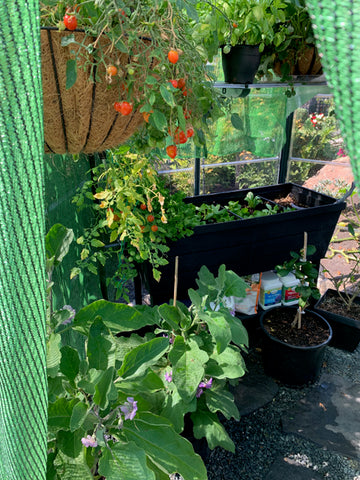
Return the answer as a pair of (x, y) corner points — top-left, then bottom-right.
(279, 272), (300, 306)
(259, 271), (282, 310)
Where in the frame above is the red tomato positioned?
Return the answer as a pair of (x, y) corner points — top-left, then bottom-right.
(168, 50), (179, 64)
(147, 214), (155, 223)
(140, 203), (147, 210)
(187, 126), (194, 138)
(177, 78), (186, 90)
(107, 65), (118, 76)
(169, 79), (178, 88)
(151, 225), (158, 232)
(174, 130), (187, 144)
(114, 101), (133, 115)
(166, 145), (177, 159)
(63, 14), (77, 30)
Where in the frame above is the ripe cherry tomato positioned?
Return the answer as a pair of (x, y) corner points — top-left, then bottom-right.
(183, 108), (191, 120)
(187, 126), (194, 138)
(151, 225), (158, 232)
(107, 65), (118, 76)
(140, 203), (147, 210)
(168, 50), (179, 64)
(166, 145), (177, 159)
(63, 14), (77, 30)
(177, 78), (186, 90)
(169, 79), (178, 88)
(114, 101), (133, 115)
(147, 214), (155, 223)
(174, 130), (187, 144)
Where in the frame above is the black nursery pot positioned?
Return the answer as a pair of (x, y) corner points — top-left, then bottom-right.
(259, 307), (332, 386)
(314, 289), (360, 352)
(221, 44), (261, 84)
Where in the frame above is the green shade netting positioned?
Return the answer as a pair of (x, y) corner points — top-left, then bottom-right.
(0, 1), (47, 479)
(45, 153), (103, 311)
(306, 0), (360, 189)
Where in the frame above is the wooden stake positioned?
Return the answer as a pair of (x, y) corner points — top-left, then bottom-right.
(303, 231), (308, 261)
(173, 256), (179, 307)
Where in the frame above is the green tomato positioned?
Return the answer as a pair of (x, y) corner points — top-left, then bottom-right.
(223, 44), (231, 54)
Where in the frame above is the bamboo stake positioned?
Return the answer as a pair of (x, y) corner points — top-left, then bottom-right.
(173, 256), (179, 307)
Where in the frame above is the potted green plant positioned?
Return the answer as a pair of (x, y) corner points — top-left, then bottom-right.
(314, 190), (360, 352)
(46, 224), (249, 476)
(40, 0), (227, 154)
(259, 239), (332, 386)
(193, 0), (289, 83)
(258, 0), (323, 89)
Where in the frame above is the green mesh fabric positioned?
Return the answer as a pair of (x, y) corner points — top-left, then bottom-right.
(0, 1), (47, 479)
(306, 0), (360, 188)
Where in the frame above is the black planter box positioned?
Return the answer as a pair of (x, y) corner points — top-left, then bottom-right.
(140, 183), (346, 305)
(313, 288), (360, 352)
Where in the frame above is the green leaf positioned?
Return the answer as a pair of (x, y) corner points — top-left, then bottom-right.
(169, 337), (208, 402)
(225, 313), (249, 349)
(191, 409), (235, 452)
(53, 451), (93, 480)
(87, 318), (112, 370)
(207, 346), (246, 380)
(48, 398), (79, 431)
(177, 105), (186, 132)
(160, 84), (176, 107)
(223, 270), (247, 298)
(57, 429), (84, 458)
(93, 367), (115, 410)
(98, 442), (155, 480)
(160, 387), (197, 433)
(47, 333), (62, 378)
(61, 34), (76, 47)
(70, 402), (88, 432)
(122, 412), (207, 480)
(90, 239), (105, 247)
(118, 337), (169, 379)
(158, 303), (182, 330)
(231, 113), (243, 130)
(205, 311), (232, 354)
(46, 224), (74, 266)
(60, 345), (80, 382)
(66, 59), (77, 89)
(150, 109), (167, 131)
(73, 300), (149, 335)
(145, 75), (158, 85)
(205, 386), (240, 421)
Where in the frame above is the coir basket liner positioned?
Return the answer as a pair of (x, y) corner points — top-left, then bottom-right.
(41, 28), (145, 154)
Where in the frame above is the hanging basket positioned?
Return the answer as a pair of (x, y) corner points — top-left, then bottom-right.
(41, 28), (145, 155)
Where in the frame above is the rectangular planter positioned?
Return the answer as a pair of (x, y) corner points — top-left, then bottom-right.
(313, 288), (360, 352)
(140, 183), (346, 305)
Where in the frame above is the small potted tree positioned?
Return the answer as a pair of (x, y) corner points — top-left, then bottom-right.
(259, 234), (332, 386)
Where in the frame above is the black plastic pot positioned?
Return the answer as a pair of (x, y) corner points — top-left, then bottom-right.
(259, 306), (332, 386)
(313, 288), (360, 352)
(140, 183), (346, 305)
(221, 44), (261, 84)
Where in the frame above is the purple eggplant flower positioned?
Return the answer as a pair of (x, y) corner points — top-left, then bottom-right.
(81, 435), (98, 448)
(120, 397), (138, 420)
(165, 371), (173, 382)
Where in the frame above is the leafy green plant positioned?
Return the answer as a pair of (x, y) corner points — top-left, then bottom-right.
(193, 0), (289, 60)
(46, 225), (249, 477)
(40, 0), (229, 156)
(276, 243), (321, 328)
(72, 146), (198, 300)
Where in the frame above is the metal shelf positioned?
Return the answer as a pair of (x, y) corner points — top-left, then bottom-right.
(215, 76), (327, 94)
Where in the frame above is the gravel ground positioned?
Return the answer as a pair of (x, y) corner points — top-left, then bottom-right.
(202, 344), (360, 480)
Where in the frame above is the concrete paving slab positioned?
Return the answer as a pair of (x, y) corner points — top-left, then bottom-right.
(264, 456), (323, 480)
(282, 373), (360, 460)
(231, 373), (279, 416)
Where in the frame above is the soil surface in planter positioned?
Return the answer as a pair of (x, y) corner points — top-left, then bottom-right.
(319, 292), (360, 318)
(263, 309), (330, 347)
(272, 192), (308, 209)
